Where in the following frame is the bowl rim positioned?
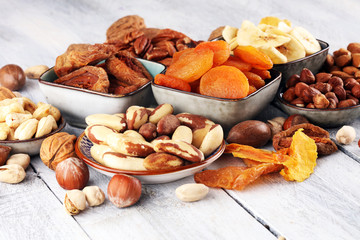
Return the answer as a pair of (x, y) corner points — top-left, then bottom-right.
(38, 59), (166, 99)
(273, 39), (329, 66)
(277, 89), (360, 112)
(75, 132), (226, 176)
(0, 116), (66, 144)
(151, 68), (282, 102)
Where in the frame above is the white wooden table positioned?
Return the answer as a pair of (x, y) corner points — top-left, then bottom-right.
(1, 1), (360, 239)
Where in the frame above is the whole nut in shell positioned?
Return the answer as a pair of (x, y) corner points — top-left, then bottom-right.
(83, 186), (105, 207)
(175, 183), (209, 202)
(107, 174), (142, 208)
(40, 132), (77, 170)
(0, 164), (26, 184)
(0, 64), (26, 91)
(64, 189), (87, 215)
(55, 157), (89, 190)
(6, 153), (30, 169)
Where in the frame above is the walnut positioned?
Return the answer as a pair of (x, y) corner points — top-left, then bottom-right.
(40, 132), (77, 170)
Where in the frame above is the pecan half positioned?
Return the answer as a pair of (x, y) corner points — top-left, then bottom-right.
(134, 35), (151, 56)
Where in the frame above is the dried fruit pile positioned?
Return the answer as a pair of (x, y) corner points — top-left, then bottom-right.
(216, 16), (321, 64)
(154, 40), (273, 99)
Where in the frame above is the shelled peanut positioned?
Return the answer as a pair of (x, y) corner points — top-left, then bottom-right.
(282, 68), (360, 109)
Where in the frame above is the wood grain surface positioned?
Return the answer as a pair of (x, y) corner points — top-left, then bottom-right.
(1, 1), (360, 240)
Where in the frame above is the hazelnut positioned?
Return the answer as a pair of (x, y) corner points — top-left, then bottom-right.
(55, 157), (89, 190)
(325, 54), (334, 69)
(6, 153), (30, 169)
(313, 82), (332, 94)
(328, 77), (344, 88)
(0, 145), (11, 166)
(302, 87), (320, 103)
(313, 94), (330, 109)
(107, 174), (142, 208)
(285, 74), (300, 88)
(328, 99), (337, 108)
(315, 72), (332, 83)
(333, 48), (350, 58)
(294, 82), (310, 98)
(299, 68), (315, 84)
(64, 189), (86, 215)
(347, 43), (360, 53)
(336, 126), (356, 145)
(282, 87), (296, 102)
(40, 132), (77, 170)
(138, 122), (157, 141)
(333, 86), (347, 100)
(334, 54), (351, 67)
(325, 92), (339, 104)
(156, 114), (180, 135)
(83, 186), (105, 207)
(0, 64), (26, 91)
(306, 103), (316, 108)
(351, 84), (360, 98)
(175, 183), (209, 202)
(290, 98), (305, 107)
(0, 164), (26, 184)
(338, 99), (357, 108)
(344, 78), (359, 90)
(283, 114), (309, 130)
(347, 93), (359, 105)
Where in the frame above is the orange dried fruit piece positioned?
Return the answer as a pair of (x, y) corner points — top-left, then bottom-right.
(194, 163), (282, 190)
(221, 55), (252, 72)
(243, 71), (266, 89)
(199, 66), (249, 99)
(250, 68), (271, 80)
(234, 45), (273, 70)
(195, 40), (230, 66)
(226, 129), (318, 182)
(171, 48), (193, 64)
(248, 85), (257, 95)
(165, 48), (214, 83)
(154, 74), (191, 92)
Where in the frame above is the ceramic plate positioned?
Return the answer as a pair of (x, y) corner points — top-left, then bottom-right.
(0, 117), (66, 155)
(75, 132), (226, 184)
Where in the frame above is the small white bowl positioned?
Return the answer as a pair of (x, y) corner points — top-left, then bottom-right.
(39, 59), (166, 128)
(75, 132), (225, 184)
(0, 117), (66, 156)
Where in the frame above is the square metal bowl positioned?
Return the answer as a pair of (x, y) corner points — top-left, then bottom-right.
(39, 59), (165, 128)
(151, 69), (282, 130)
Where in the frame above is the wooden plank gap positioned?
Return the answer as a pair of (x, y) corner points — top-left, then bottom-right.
(222, 189), (286, 239)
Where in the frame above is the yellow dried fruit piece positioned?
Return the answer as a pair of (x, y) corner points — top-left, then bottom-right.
(280, 129), (318, 182)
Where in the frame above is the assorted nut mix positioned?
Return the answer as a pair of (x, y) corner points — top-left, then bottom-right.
(282, 67), (360, 108)
(85, 103), (224, 171)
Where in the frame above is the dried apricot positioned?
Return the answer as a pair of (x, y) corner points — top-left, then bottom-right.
(250, 68), (271, 79)
(195, 40), (230, 66)
(171, 48), (193, 64)
(234, 45), (273, 70)
(154, 74), (191, 92)
(222, 55), (252, 72)
(243, 71), (266, 89)
(194, 163), (282, 190)
(166, 48), (214, 83)
(199, 66), (249, 99)
(248, 85), (257, 95)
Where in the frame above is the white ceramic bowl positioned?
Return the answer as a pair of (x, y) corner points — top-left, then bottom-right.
(0, 117), (66, 156)
(75, 132), (225, 184)
(38, 59), (166, 128)
(151, 69), (282, 130)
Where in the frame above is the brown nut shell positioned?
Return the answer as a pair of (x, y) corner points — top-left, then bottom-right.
(40, 132), (77, 170)
(154, 140), (204, 162)
(226, 120), (271, 148)
(157, 114), (180, 136)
